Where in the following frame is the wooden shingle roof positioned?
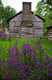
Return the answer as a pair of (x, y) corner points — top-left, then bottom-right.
(7, 11), (45, 23)
(47, 24), (52, 29)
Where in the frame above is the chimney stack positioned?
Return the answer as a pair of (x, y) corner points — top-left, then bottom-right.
(22, 2), (32, 27)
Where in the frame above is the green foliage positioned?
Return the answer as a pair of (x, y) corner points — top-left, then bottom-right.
(43, 14), (52, 33)
(0, 0), (17, 28)
(35, 0), (52, 33)
(0, 0), (4, 22)
(2, 5), (17, 27)
(33, 11), (36, 15)
(42, 0), (52, 6)
(4, 6), (17, 19)
(0, 30), (3, 32)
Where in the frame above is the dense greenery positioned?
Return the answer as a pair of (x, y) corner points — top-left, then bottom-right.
(0, 0), (4, 22)
(0, 0), (17, 27)
(35, 0), (52, 33)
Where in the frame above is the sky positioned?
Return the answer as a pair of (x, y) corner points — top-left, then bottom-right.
(2, 0), (41, 12)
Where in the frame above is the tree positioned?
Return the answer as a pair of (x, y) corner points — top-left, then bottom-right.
(0, 0), (17, 27)
(35, 0), (52, 33)
(0, 0), (4, 23)
(41, 0), (52, 6)
(2, 5), (17, 27)
(36, 1), (50, 16)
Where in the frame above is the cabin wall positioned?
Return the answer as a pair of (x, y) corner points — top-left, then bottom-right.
(31, 15), (44, 37)
(47, 29), (52, 40)
(20, 27), (33, 38)
(33, 21), (44, 37)
(9, 13), (44, 38)
(9, 13), (22, 38)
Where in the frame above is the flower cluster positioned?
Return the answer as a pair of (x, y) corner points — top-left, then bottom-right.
(0, 39), (52, 80)
(1, 32), (12, 41)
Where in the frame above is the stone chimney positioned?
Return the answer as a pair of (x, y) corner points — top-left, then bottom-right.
(22, 2), (32, 27)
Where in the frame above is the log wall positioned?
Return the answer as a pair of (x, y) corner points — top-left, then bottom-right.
(47, 29), (52, 40)
(9, 13), (44, 38)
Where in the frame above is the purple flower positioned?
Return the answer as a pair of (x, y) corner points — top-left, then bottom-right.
(7, 48), (11, 51)
(36, 46), (39, 48)
(7, 58), (10, 63)
(31, 56), (34, 59)
(38, 75), (42, 80)
(14, 40), (18, 43)
(27, 71), (31, 76)
(38, 35), (40, 37)
(39, 48), (41, 52)
(13, 69), (15, 72)
(51, 47), (52, 49)
(20, 69), (25, 72)
(50, 57), (52, 59)
(29, 54), (31, 57)
(46, 58), (49, 62)
(2, 51), (4, 55)
(23, 79), (25, 80)
(34, 32), (37, 35)
(47, 68), (52, 76)
(30, 35), (35, 38)
(38, 54), (39, 56)
(45, 54), (48, 57)
(33, 74), (36, 78)
(26, 65), (29, 69)
(36, 61), (39, 69)
(33, 54), (36, 56)
(41, 70), (43, 72)
(13, 57), (17, 61)
(18, 73), (21, 76)
(2, 32), (6, 36)
(48, 73), (52, 76)
(0, 59), (2, 61)
(4, 72), (10, 79)
(34, 42), (36, 44)
(27, 61), (30, 65)
(28, 68), (31, 72)
(8, 33), (12, 37)
(32, 51), (35, 53)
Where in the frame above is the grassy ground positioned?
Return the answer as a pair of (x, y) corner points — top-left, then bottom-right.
(0, 36), (52, 60)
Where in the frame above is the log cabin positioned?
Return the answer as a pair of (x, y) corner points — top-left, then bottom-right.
(8, 2), (45, 38)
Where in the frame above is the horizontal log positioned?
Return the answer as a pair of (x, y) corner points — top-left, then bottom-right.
(48, 34), (52, 36)
(9, 22), (21, 27)
(34, 29), (43, 32)
(48, 38), (52, 40)
(48, 36), (52, 38)
(48, 32), (52, 34)
(33, 27), (43, 29)
(20, 27), (33, 30)
(48, 29), (52, 31)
